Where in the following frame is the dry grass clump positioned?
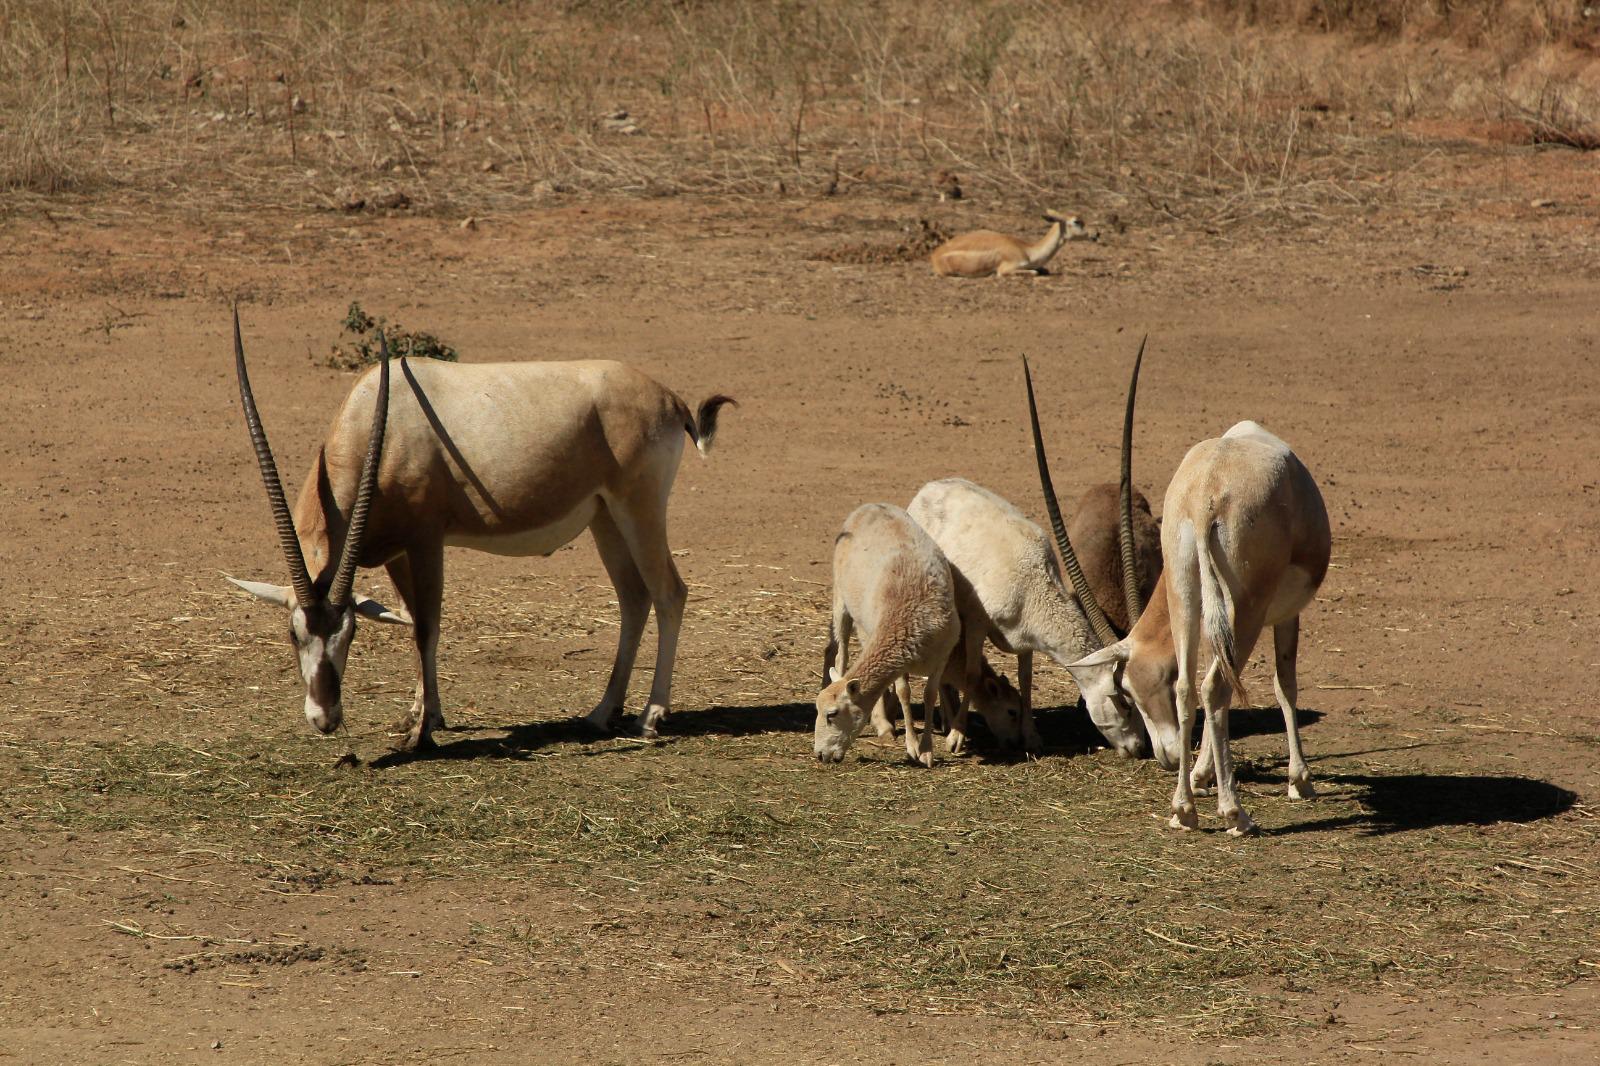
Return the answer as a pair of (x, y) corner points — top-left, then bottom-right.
(5, 1), (1593, 226)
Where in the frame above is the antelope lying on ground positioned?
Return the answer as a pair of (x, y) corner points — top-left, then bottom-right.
(930, 212), (1097, 278)
(816, 503), (991, 767)
(1035, 399), (1331, 834)
(225, 309), (734, 750)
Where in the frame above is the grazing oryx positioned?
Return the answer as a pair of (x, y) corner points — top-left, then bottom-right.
(816, 503), (988, 767)
(225, 309), (734, 750)
(930, 212), (1098, 278)
(1034, 369), (1331, 835)
(934, 341), (1162, 757)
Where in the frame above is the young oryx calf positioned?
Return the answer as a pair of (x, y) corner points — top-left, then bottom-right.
(815, 504), (990, 767)
(929, 211), (1097, 278)
(226, 309), (734, 750)
(1060, 422), (1331, 835)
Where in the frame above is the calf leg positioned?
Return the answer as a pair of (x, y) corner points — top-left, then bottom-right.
(583, 507), (652, 733)
(945, 624), (985, 755)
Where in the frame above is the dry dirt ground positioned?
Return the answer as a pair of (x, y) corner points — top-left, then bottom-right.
(3, 145), (1600, 1064)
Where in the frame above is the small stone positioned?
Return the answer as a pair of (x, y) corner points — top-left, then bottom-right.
(479, 159), (498, 173)
(211, 1040), (222, 1050)
(460, 216), (477, 230)
(1531, 198), (1557, 208)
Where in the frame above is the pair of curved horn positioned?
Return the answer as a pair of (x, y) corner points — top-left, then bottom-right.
(233, 305), (389, 608)
(1023, 336), (1147, 648)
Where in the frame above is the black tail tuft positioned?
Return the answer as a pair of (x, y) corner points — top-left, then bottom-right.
(691, 394), (737, 455)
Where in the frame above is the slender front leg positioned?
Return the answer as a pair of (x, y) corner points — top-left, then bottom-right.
(584, 508), (651, 733)
(1190, 664), (1218, 795)
(1016, 650), (1041, 753)
(396, 543), (445, 752)
(945, 625), (985, 755)
(1274, 618), (1314, 799)
(912, 674), (937, 768)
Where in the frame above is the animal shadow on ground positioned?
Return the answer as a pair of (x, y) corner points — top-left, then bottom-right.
(1200, 704), (1579, 835)
(1271, 769), (1576, 837)
(368, 702), (813, 768)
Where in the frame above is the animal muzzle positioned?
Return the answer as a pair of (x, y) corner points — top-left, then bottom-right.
(305, 697), (343, 735)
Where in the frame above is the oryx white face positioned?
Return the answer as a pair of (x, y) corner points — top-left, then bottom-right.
(227, 577), (410, 735)
(1066, 641), (1155, 762)
(289, 600), (358, 734)
(814, 678), (870, 763)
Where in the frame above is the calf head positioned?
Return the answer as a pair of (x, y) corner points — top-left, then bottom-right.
(814, 676), (872, 763)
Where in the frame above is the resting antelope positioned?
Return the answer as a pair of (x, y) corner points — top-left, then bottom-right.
(225, 309), (734, 750)
(1030, 353), (1331, 834)
(930, 211), (1097, 278)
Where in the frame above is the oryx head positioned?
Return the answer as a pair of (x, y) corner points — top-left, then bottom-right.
(226, 308), (408, 735)
(1024, 338), (1150, 760)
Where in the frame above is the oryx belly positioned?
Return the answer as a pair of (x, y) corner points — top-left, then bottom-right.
(445, 497), (599, 558)
(1265, 564), (1320, 626)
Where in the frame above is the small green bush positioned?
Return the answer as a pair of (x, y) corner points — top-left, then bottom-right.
(327, 302), (458, 370)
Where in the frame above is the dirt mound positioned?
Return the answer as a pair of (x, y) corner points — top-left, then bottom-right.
(809, 218), (951, 265)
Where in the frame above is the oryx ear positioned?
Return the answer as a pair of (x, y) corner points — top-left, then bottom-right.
(827, 665), (843, 684)
(1065, 640), (1130, 688)
(354, 595), (412, 626)
(227, 576), (295, 609)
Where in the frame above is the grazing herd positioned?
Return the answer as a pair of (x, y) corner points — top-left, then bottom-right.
(227, 220), (1331, 835)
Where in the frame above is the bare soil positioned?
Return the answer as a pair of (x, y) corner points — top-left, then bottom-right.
(3, 135), (1600, 1064)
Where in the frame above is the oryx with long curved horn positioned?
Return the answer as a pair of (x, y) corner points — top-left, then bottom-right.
(903, 341), (1160, 758)
(1034, 342), (1332, 834)
(226, 307), (735, 750)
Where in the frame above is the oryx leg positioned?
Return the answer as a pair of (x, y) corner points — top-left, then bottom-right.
(910, 672), (937, 768)
(608, 484), (688, 740)
(1205, 616), (1265, 837)
(944, 624), (985, 755)
(1168, 557), (1203, 831)
(1274, 618), (1314, 799)
(388, 544), (444, 752)
(1190, 674), (1217, 795)
(583, 506), (652, 734)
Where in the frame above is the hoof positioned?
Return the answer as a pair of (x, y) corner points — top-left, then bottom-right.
(1289, 779), (1316, 800)
(582, 706), (620, 734)
(392, 730), (437, 754)
(1168, 806), (1199, 831)
(917, 751), (934, 769)
(1225, 814), (1260, 837)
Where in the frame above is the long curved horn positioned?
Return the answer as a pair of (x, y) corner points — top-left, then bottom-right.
(327, 333), (391, 607)
(1023, 356), (1119, 648)
(1118, 335), (1147, 626)
(234, 305), (315, 607)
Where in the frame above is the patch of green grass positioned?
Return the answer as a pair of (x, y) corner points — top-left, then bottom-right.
(327, 302), (458, 370)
